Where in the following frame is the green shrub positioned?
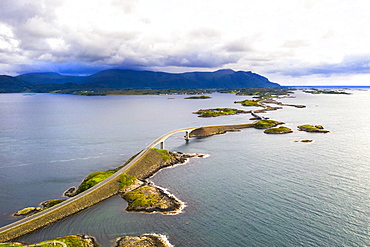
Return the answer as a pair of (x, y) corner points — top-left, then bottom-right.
(264, 126), (292, 134)
(75, 170), (117, 194)
(153, 148), (170, 161)
(119, 173), (136, 189)
(235, 99), (260, 106)
(253, 119), (281, 129)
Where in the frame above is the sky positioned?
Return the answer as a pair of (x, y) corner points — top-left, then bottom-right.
(1, 0), (370, 86)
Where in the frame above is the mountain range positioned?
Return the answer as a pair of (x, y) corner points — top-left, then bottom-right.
(0, 69), (280, 93)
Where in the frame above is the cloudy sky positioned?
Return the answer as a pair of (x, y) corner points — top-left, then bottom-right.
(1, 0), (370, 85)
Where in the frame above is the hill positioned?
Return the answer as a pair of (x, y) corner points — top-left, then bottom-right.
(0, 76), (33, 93)
(0, 69), (280, 93)
(17, 72), (87, 84)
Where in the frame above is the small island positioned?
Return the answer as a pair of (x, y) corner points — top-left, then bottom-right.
(193, 108), (250, 117)
(0, 235), (98, 247)
(264, 126), (293, 134)
(253, 119), (284, 129)
(298, 124), (330, 133)
(122, 183), (183, 214)
(293, 139), (313, 143)
(234, 99), (260, 106)
(115, 234), (172, 247)
(303, 89), (350, 95)
(184, 95), (211, 99)
(13, 199), (67, 217)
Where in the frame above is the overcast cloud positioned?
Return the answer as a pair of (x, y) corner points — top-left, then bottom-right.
(1, 0), (370, 85)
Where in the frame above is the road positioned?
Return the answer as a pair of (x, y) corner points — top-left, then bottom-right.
(0, 127), (198, 238)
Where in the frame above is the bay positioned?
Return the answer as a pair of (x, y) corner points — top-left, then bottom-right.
(0, 91), (369, 246)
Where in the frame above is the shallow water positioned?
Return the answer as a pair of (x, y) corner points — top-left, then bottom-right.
(0, 91), (369, 246)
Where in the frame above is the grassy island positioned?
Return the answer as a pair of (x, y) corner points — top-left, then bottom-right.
(74, 169), (117, 195)
(298, 124), (330, 133)
(0, 235), (98, 247)
(253, 119), (283, 129)
(264, 126), (293, 134)
(122, 184), (183, 214)
(13, 199), (67, 217)
(234, 99), (260, 106)
(184, 95), (211, 99)
(13, 207), (41, 216)
(115, 234), (171, 247)
(303, 89), (350, 95)
(194, 108), (250, 117)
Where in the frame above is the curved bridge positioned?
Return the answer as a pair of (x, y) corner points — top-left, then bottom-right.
(0, 126), (200, 242)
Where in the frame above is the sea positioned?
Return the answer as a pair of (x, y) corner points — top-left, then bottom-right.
(0, 90), (369, 247)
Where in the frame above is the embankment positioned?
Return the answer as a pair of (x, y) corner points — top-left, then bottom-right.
(0, 176), (120, 243)
(0, 149), (184, 242)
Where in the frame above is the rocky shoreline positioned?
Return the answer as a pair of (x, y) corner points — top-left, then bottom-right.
(13, 199), (67, 217)
(115, 234), (172, 247)
(1, 234), (99, 247)
(122, 183), (184, 214)
(298, 124), (330, 133)
(120, 151), (205, 215)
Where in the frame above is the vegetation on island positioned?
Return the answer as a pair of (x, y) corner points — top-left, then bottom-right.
(193, 108), (250, 117)
(0, 235), (98, 246)
(298, 125), (330, 133)
(124, 186), (161, 207)
(234, 88), (293, 97)
(184, 95), (211, 99)
(153, 148), (171, 161)
(119, 173), (136, 189)
(115, 234), (171, 247)
(40, 199), (67, 209)
(64, 89), (216, 96)
(303, 89), (350, 95)
(234, 99), (260, 106)
(13, 207), (41, 216)
(75, 169), (117, 195)
(253, 119), (283, 129)
(264, 126), (293, 134)
(122, 184), (182, 214)
(13, 199), (67, 217)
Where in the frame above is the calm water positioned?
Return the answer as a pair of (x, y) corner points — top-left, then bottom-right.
(0, 91), (369, 246)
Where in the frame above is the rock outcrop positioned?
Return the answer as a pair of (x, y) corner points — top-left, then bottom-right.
(115, 234), (171, 247)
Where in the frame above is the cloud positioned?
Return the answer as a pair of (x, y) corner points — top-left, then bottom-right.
(274, 55), (370, 77)
(1, 0), (370, 86)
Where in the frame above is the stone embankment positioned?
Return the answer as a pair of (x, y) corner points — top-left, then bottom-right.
(0, 149), (199, 242)
(0, 175), (120, 243)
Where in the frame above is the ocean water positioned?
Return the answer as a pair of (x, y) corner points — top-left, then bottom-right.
(0, 91), (369, 246)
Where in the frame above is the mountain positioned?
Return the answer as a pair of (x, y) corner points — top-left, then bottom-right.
(16, 72), (87, 84)
(78, 69), (280, 90)
(0, 69), (280, 93)
(0, 75), (33, 93)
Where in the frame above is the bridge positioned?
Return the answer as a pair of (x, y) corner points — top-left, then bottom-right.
(0, 127), (199, 243)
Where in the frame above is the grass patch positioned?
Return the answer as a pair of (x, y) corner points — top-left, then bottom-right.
(41, 199), (67, 208)
(75, 169), (117, 194)
(184, 95), (211, 99)
(124, 186), (160, 207)
(234, 99), (260, 106)
(194, 108), (249, 117)
(0, 235), (91, 246)
(298, 124), (330, 133)
(253, 119), (281, 129)
(152, 148), (170, 161)
(264, 126), (293, 134)
(119, 173), (136, 189)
